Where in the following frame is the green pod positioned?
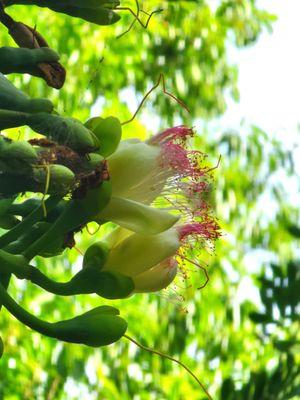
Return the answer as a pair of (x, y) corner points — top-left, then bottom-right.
(83, 241), (109, 269)
(0, 165), (75, 197)
(86, 116), (122, 157)
(0, 173), (34, 197)
(52, 306), (127, 347)
(0, 47), (60, 76)
(0, 109), (28, 131)
(5, 0), (119, 7)
(0, 137), (38, 173)
(26, 113), (100, 153)
(23, 181), (112, 260)
(33, 164), (75, 195)
(4, 1), (120, 25)
(0, 73), (53, 113)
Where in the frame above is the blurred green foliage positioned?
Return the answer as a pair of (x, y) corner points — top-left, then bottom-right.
(0, 1), (299, 399)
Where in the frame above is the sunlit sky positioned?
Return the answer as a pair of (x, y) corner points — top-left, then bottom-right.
(221, 0), (300, 142)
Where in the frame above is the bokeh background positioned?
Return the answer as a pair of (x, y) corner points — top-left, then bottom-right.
(0, 1), (299, 399)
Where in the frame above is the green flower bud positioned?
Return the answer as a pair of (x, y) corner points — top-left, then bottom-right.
(27, 113), (100, 154)
(86, 116), (122, 157)
(52, 306), (127, 347)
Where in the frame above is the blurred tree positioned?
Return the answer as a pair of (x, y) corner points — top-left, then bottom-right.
(0, 1), (298, 400)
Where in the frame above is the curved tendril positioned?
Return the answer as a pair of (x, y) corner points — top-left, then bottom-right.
(116, 0), (163, 39)
(123, 334), (213, 400)
(121, 73), (190, 126)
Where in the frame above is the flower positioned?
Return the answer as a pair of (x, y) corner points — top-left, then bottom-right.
(101, 219), (220, 294)
(93, 125), (220, 295)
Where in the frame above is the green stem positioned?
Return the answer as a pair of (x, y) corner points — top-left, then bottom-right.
(28, 267), (73, 296)
(0, 280), (56, 338)
(0, 195), (62, 249)
(23, 183), (111, 261)
(0, 272), (10, 311)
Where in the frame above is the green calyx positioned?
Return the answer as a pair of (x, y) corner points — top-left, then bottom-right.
(83, 241), (110, 269)
(85, 116), (122, 157)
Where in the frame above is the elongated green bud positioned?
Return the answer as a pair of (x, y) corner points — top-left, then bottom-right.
(26, 113), (99, 153)
(97, 196), (179, 234)
(33, 164), (75, 195)
(4, 1), (121, 25)
(0, 73), (53, 113)
(0, 109), (27, 131)
(53, 306), (127, 346)
(0, 165), (75, 197)
(86, 116), (122, 157)
(8, 198), (66, 222)
(0, 47), (60, 76)
(0, 137), (38, 173)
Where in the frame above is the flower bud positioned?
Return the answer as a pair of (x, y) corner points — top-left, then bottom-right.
(52, 306), (127, 347)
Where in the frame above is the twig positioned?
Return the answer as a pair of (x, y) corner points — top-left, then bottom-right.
(123, 334), (213, 399)
(116, 0), (163, 38)
(121, 73), (190, 126)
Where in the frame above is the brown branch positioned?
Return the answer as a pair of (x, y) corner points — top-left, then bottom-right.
(123, 334), (213, 399)
(121, 73), (190, 126)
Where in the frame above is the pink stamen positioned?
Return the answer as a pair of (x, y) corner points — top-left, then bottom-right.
(149, 126), (194, 145)
(177, 222), (221, 241)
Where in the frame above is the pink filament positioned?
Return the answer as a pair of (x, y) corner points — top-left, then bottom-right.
(178, 222), (221, 242)
(149, 125), (194, 145)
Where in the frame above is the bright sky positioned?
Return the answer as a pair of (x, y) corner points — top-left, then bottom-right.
(221, 0), (300, 143)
